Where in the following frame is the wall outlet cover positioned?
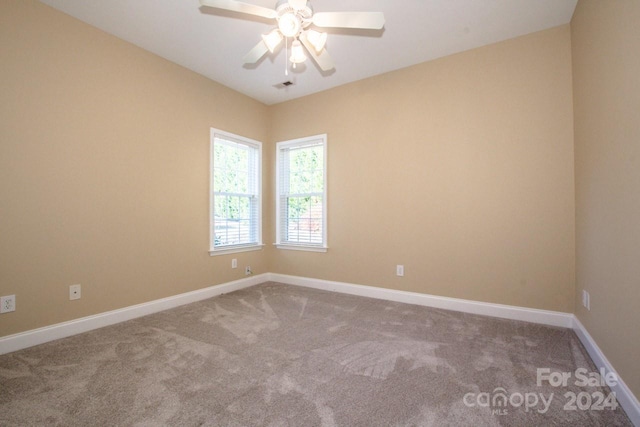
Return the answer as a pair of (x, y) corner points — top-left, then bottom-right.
(1, 295), (16, 313)
(70, 284), (81, 301)
(582, 290), (590, 311)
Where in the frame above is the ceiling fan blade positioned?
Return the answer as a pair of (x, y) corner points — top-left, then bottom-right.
(288, 0), (307, 10)
(300, 32), (335, 71)
(312, 12), (385, 30)
(243, 40), (270, 64)
(200, 0), (277, 19)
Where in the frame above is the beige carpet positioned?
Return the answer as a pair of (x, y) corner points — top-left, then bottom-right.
(0, 282), (632, 426)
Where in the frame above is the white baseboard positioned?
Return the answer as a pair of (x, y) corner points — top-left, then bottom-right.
(268, 273), (574, 328)
(573, 317), (640, 426)
(0, 273), (267, 356)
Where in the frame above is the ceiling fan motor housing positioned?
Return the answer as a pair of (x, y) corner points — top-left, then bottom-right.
(275, 0), (313, 37)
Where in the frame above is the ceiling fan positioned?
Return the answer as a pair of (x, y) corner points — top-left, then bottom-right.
(200, 0), (385, 72)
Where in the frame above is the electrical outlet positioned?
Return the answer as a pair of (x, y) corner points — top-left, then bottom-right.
(232, 258), (237, 269)
(396, 265), (404, 277)
(582, 290), (590, 311)
(69, 284), (81, 301)
(245, 266), (252, 276)
(1, 295), (16, 313)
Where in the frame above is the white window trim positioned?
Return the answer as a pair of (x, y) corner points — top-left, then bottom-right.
(275, 134), (328, 252)
(274, 243), (327, 253)
(209, 128), (263, 256)
(209, 244), (264, 257)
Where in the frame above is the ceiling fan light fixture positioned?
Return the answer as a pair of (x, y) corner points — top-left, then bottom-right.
(305, 30), (327, 53)
(262, 29), (283, 53)
(278, 12), (301, 38)
(289, 39), (307, 64)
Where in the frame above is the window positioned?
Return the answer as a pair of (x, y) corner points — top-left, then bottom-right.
(276, 134), (327, 252)
(210, 129), (262, 255)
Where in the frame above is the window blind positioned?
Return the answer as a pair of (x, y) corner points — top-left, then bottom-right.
(213, 136), (260, 249)
(277, 138), (325, 247)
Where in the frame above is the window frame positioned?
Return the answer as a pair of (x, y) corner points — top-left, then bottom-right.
(209, 128), (263, 256)
(275, 134), (328, 252)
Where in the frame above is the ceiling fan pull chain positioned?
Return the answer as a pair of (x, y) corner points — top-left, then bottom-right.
(285, 37), (289, 76)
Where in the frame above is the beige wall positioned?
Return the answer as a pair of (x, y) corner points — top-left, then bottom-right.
(572, 0), (640, 398)
(0, 0), (269, 336)
(268, 26), (576, 313)
(1, 3), (576, 339)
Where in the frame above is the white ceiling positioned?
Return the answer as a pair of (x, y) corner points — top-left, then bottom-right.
(39, 0), (577, 105)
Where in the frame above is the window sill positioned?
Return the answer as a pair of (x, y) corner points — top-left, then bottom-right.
(209, 244), (264, 256)
(274, 244), (328, 253)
